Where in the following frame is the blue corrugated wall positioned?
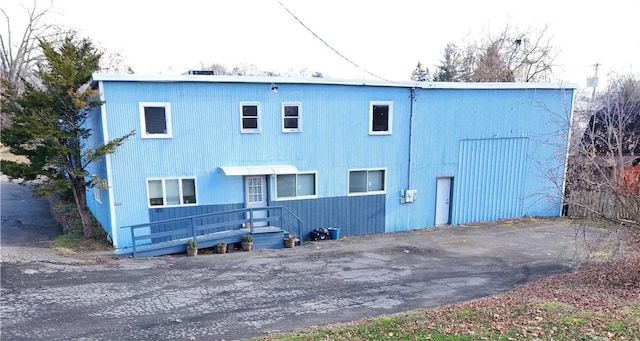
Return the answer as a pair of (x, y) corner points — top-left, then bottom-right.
(269, 195), (385, 238)
(452, 138), (529, 224)
(147, 203), (245, 242)
(91, 79), (573, 249)
(84, 106), (112, 238)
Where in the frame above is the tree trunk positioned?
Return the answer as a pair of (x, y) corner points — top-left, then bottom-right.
(71, 177), (93, 238)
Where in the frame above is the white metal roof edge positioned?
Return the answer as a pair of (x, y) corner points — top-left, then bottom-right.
(219, 165), (299, 176)
(91, 73), (577, 90)
(419, 81), (578, 90)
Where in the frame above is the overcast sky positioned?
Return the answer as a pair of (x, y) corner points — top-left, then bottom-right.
(3, 0), (639, 88)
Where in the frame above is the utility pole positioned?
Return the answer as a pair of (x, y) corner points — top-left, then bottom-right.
(589, 63), (600, 101)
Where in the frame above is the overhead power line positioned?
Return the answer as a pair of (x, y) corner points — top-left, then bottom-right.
(275, 0), (393, 82)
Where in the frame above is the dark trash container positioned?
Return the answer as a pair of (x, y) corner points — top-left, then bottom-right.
(310, 228), (329, 241)
(328, 227), (340, 240)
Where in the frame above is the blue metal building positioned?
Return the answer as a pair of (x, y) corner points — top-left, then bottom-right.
(85, 73), (575, 253)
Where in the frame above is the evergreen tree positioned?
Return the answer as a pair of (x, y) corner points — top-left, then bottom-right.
(411, 61), (429, 82)
(1, 33), (134, 238)
(433, 44), (462, 82)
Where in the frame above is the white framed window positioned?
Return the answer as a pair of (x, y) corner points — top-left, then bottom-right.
(282, 102), (301, 132)
(369, 101), (393, 135)
(240, 102), (260, 133)
(93, 187), (102, 204)
(348, 169), (385, 195)
(276, 172), (317, 200)
(146, 177), (197, 207)
(139, 102), (172, 138)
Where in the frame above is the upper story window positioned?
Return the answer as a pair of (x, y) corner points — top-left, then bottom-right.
(139, 102), (172, 138)
(349, 169), (385, 195)
(369, 101), (393, 135)
(282, 102), (301, 132)
(276, 172), (317, 199)
(240, 102), (260, 133)
(93, 186), (102, 204)
(147, 178), (197, 207)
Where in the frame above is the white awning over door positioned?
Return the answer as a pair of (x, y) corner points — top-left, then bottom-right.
(219, 165), (299, 176)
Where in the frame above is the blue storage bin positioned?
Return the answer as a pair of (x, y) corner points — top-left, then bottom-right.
(328, 227), (340, 240)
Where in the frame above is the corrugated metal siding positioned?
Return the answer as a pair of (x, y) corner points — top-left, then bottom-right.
(147, 203), (245, 243)
(149, 203), (245, 221)
(102, 81), (408, 247)
(270, 194), (385, 239)
(94, 80), (573, 248)
(452, 138), (529, 224)
(103, 82), (410, 183)
(83, 107), (112, 236)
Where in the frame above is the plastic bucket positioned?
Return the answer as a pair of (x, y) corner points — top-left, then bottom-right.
(329, 227), (340, 240)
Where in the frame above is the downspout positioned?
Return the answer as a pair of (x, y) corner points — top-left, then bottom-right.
(407, 87), (416, 189)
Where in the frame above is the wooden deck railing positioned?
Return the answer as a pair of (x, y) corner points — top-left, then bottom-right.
(121, 206), (303, 257)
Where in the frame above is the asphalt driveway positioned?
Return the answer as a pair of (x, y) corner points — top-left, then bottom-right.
(1, 176), (606, 340)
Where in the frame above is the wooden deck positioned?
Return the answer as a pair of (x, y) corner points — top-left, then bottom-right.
(115, 226), (286, 258)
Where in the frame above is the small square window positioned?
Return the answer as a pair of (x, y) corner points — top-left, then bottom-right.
(182, 179), (196, 204)
(282, 103), (301, 132)
(241, 103), (260, 132)
(276, 173), (317, 199)
(297, 173), (315, 196)
(369, 101), (393, 135)
(349, 169), (385, 195)
(139, 103), (172, 138)
(165, 179), (180, 205)
(277, 174), (297, 198)
(93, 187), (102, 204)
(148, 180), (164, 206)
(349, 171), (367, 193)
(147, 178), (197, 207)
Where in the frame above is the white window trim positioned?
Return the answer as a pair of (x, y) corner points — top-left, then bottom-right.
(348, 168), (386, 196)
(240, 102), (261, 133)
(282, 102), (301, 133)
(274, 171), (318, 201)
(94, 186), (102, 204)
(369, 101), (393, 135)
(139, 102), (172, 139)
(146, 177), (198, 208)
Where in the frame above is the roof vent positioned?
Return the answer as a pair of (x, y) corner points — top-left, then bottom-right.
(186, 70), (216, 76)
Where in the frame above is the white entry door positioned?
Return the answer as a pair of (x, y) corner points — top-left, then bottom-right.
(435, 177), (452, 226)
(245, 176), (267, 227)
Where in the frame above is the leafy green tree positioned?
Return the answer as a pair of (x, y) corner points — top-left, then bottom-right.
(410, 61), (429, 82)
(1, 33), (134, 238)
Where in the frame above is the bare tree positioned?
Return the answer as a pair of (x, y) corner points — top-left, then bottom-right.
(566, 74), (640, 226)
(473, 42), (514, 82)
(201, 62), (324, 78)
(485, 24), (556, 82)
(431, 24), (557, 83)
(100, 51), (134, 74)
(1, 2), (64, 128)
(0, 2), (62, 88)
(200, 62), (231, 75)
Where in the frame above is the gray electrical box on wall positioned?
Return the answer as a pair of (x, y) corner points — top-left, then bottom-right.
(400, 189), (417, 204)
